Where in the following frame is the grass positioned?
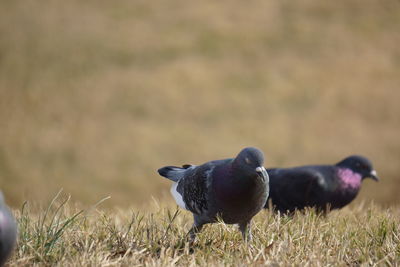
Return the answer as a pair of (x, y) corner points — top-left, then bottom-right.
(9, 192), (400, 266)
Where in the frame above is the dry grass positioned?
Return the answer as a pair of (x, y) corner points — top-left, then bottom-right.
(0, 0), (399, 208)
(9, 193), (400, 266)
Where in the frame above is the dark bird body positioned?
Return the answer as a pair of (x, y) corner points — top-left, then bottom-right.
(265, 155), (378, 213)
(0, 193), (17, 266)
(158, 147), (269, 241)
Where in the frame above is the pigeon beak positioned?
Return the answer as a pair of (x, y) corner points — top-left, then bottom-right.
(255, 166), (269, 183)
(369, 170), (379, 182)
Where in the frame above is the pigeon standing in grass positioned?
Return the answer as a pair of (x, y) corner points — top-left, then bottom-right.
(0, 192), (17, 266)
(265, 155), (379, 214)
(158, 147), (269, 241)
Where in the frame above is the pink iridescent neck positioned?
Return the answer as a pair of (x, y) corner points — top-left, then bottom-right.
(337, 168), (362, 189)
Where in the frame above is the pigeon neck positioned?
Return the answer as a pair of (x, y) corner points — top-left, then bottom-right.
(231, 162), (255, 184)
(213, 163), (257, 195)
(337, 168), (362, 190)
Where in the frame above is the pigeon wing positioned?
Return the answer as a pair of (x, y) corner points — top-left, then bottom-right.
(267, 167), (328, 212)
(176, 163), (214, 215)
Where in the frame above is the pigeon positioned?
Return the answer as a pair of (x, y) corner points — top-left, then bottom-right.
(0, 192), (17, 266)
(158, 147), (269, 241)
(265, 155), (379, 214)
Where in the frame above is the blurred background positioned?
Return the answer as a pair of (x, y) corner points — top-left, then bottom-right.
(0, 0), (399, 209)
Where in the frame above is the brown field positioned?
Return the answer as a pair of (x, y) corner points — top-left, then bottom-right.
(0, 0), (399, 209)
(8, 198), (400, 266)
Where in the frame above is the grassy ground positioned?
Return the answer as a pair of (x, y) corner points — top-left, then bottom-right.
(8, 193), (400, 266)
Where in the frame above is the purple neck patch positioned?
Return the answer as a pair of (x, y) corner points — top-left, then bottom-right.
(337, 168), (362, 189)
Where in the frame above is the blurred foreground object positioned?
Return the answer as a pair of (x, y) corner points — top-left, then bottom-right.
(0, 192), (17, 266)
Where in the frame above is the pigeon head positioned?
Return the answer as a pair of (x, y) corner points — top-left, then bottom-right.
(336, 155), (379, 181)
(233, 147), (268, 182)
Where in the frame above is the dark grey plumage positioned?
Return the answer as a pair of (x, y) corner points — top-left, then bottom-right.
(158, 147), (269, 241)
(265, 155), (378, 214)
(0, 193), (17, 266)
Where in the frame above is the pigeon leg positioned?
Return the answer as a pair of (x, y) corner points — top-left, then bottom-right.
(239, 221), (252, 242)
(188, 215), (206, 242)
(323, 203), (331, 216)
(188, 223), (204, 242)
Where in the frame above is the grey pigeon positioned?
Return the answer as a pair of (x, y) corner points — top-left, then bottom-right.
(158, 147), (269, 241)
(265, 155), (379, 214)
(0, 192), (17, 266)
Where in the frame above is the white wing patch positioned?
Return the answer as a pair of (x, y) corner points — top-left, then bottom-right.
(204, 167), (214, 188)
(170, 182), (187, 210)
(315, 172), (327, 189)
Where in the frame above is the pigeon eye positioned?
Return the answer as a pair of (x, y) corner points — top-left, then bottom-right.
(245, 157), (251, 164)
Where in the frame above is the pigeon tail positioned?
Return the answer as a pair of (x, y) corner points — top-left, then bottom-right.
(157, 166), (188, 182)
